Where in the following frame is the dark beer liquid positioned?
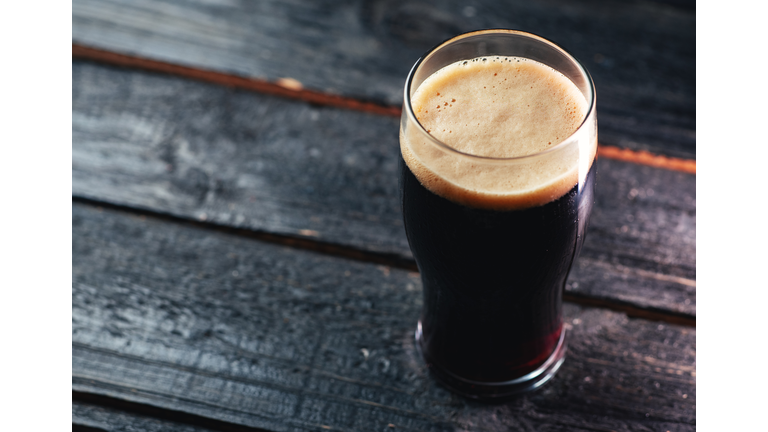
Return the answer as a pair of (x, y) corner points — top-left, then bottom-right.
(400, 156), (596, 382)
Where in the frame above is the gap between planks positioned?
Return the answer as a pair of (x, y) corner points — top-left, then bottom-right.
(73, 426), (109, 432)
(72, 197), (695, 327)
(72, 43), (695, 175)
(74, 391), (270, 432)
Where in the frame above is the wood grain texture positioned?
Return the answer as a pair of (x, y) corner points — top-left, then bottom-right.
(72, 44), (402, 119)
(73, 203), (696, 432)
(73, 62), (695, 316)
(72, 0), (695, 159)
(74, 401), (221, 432)
(72, 44), (696, 176)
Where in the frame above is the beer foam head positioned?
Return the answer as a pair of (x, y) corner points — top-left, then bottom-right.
(401, 56), (595, 210)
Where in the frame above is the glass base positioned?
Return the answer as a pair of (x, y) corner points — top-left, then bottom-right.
(415, 321), (567, 400)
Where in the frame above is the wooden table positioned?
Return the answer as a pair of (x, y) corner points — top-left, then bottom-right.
(72, 1), (696, 430)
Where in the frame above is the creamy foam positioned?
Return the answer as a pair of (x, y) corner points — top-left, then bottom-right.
(401, 56), (595, 210)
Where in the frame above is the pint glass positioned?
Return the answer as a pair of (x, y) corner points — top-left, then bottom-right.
(399, 30), (597, 398)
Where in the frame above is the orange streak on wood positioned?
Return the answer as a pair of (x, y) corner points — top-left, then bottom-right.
(73, 44), (696, 174)
(598, 145), (696, 174)
(72, 43), (401, 118)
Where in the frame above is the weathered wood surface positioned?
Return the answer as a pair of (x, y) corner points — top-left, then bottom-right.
(72, 0), (695, 159)
(73, 202), (696, 432)
(73, 62), (696, 317)
(73, 401), (219, 432)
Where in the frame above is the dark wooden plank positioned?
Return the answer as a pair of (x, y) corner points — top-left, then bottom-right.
(72, 0), (695, 159)
(73, 202), (696, 431)
(73, 401), (220, 432)
(73, 62), (695, 317)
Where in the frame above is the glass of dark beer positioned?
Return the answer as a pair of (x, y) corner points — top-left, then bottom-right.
(399, 29), (597, 399)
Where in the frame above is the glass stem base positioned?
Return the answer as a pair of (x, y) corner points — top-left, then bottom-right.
(414, 321), (567, 400)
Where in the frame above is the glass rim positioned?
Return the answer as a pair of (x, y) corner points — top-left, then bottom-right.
(403, 29), (596, 162)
